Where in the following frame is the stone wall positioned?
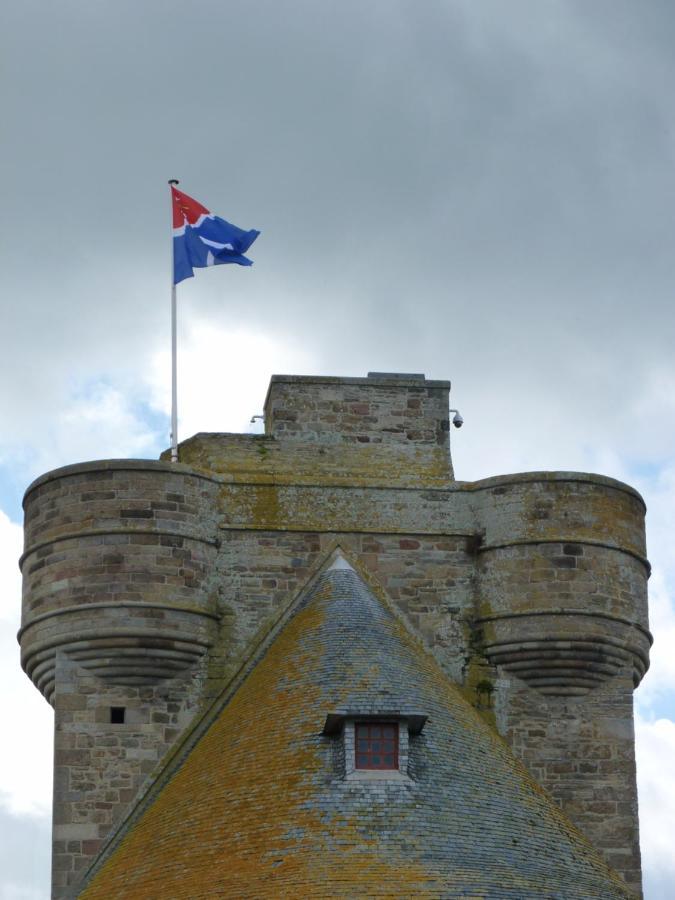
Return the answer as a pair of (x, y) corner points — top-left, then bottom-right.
(51, 653), (204, 895)
(205, 530), (474, 701)
(504, 675), (642, 891)
(20, 373), (651, 897)
(264, 373), (451, 445)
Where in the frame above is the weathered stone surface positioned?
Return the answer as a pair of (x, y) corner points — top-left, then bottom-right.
(49, 651), (204, 892)
(19, 372), (650, 897)
(79, 564), (636, 900)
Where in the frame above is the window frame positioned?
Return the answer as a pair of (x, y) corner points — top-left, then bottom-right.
(354, 721), (399, 770)
(322, 711), (425, 782)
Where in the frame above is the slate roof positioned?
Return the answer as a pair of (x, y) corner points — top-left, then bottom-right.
(80, 554), (635, 899)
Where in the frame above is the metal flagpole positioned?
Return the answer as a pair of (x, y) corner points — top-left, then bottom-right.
(169, 179), (180, 463)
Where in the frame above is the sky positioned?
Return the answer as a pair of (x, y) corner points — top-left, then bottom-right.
(2, 1), (675, 896)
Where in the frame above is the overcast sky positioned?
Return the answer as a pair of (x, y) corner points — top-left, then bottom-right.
(2, 2), (675, 897)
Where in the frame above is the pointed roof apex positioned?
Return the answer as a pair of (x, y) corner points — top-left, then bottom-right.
(326, 550), (354, 571)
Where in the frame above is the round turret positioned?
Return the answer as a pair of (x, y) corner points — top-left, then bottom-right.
(472, 473), (651, 696)
(20, 460), (221, 704)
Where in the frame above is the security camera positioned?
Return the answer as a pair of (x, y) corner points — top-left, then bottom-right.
(450, 410), (464, 429)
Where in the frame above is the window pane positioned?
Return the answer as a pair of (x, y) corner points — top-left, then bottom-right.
(354, 722), (399, 770)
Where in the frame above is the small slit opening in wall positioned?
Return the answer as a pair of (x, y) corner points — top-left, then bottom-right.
(110, 706), (125, 724)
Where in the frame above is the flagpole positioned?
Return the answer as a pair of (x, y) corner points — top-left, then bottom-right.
(169, 179), (179, 463)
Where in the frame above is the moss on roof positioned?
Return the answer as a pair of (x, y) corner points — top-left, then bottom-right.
(80, 558), (635, 899)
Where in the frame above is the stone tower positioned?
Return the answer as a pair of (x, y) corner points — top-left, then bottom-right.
(19, 373), (650, 898)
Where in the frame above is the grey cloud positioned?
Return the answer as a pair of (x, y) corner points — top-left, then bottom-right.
(2, 2), (674, 475)
(2, 1), (675, 480)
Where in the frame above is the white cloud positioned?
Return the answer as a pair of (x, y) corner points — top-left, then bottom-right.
(146, 317), (318, 440)
(636, 714), (675, 899)
(0, 805), (50, 900)
(0, 510), (21, 628)
(0, 885), (47, 900)
(0, 320), (319, 497)
(49, 381), (158, 463)
(0, 510), (53, 818)
(636, 571), (675, 717)
(0, 379), (163, 500)
(631, 460), (675, 720)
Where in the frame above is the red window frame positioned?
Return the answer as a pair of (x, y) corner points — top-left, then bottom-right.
(354, 722), (399, 770)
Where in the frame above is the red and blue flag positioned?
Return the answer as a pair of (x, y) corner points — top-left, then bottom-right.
(171, 186), (259, 284)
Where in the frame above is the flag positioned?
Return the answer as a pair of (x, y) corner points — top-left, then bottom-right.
(171, 186), (260, 284)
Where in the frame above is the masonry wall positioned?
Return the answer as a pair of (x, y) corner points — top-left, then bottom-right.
(51, 655), (204, 895)
(263, 373), (451, 447)
(20, 373), (650, 897)
(504, 676), (642, 891)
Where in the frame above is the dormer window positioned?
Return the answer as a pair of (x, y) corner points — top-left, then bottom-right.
(355, 722), (398, 770)
(323, 711), (426, 781)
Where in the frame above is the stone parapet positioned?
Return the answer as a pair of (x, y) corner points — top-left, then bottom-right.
(262, 372), (454, 480)
(166, 432), (453, 488)
(264, 373), (451, 441)
(468, 471), (647, 561)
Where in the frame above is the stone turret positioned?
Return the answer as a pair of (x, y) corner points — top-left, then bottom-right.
(20, 463), (220, 702)
(19, 372), (650, 897)
(473, 473), (650, 695)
